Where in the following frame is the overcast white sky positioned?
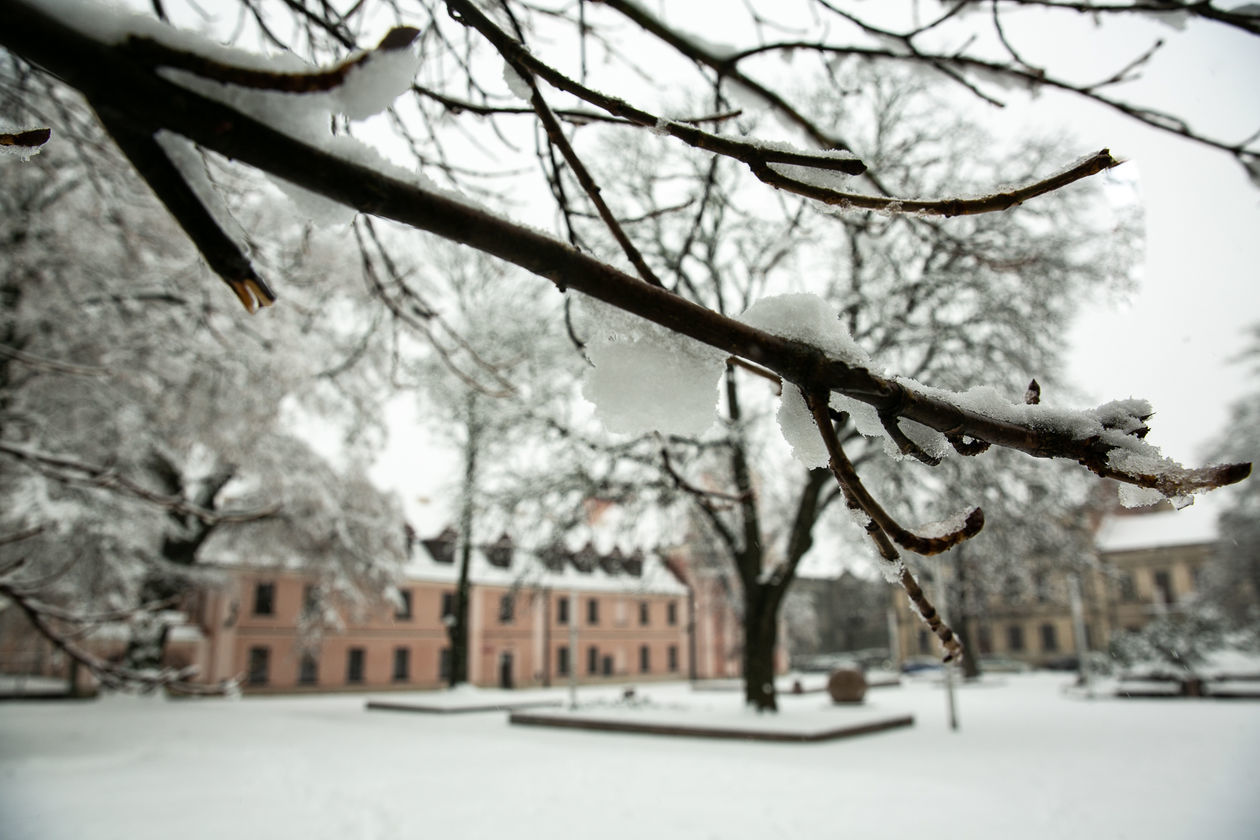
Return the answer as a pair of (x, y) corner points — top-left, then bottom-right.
(991, 12), (1260, 466)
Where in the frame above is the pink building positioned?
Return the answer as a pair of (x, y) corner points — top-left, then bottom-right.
(178, 529), (693, 693)
(1, 527), (787, 694)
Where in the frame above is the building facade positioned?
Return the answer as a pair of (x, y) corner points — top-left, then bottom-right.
(892, 494), (1227, 667)
(176, 528), (693, 693)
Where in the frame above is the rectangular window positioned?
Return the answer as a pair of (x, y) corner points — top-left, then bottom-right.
(556, 646), (570, 677)
(639, 601), (650, 626)
(1040, 623), (1059, 653)
(587, 645), (599, 675)
(301, 584), (318, 618)
(601, 655), (613, 676)
(298, 653), (318, 686)
(346, 647), (365, 684)
(587, 598), (599, 625)
(667, 601), (678, 626)
(1119, 573), (1137, 602)
(1154, 570), (1174, 606)
(246, 646), (269, 686)
(1007, 625), (1025, 652)
(499, 593), (515, 624)
(917, 629), (931, 655)
(441, 591), (455, 619)
(667, 645), (679, 673)
(252, 582), (275, 616)
(392, 647), (410, 682)
(395, 590), (413, 620)
(557, 596), (569, 624)
(639, 645), (651, 673)
(439, 648), (452, 681)
(978, 625), (993, 655)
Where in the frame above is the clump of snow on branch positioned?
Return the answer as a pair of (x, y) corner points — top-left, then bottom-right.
(503, 63), (532, 100)
(912, 510), (973, 541)
(41, 0), (423, 228)
(579, 298), (726, 436)
(737, 294), (874, 467)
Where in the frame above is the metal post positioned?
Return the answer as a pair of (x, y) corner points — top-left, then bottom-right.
(936, 570), (959, 731)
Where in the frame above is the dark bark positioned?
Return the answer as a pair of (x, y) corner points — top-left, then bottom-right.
(447, 392), (480, 688)
(954, 550), (982, 679)
(742, 583), (781, 711)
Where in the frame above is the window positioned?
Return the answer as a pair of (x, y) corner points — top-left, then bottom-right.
(978, 625), (993, 655)
(917, 629), (931, 655)
(298, 653), (318, 686)
(1040, 623), (1058, 653)
(439, 648), (452, 681)
(1007, 625), (1025, 652)
(395, 590), (413, 621)
(587, 645), (599, 675)
(639, 645), (651, 673)
(587, 598), (599, 625)
(301, 584), (318, 618)
(499, 593), (515, 624)
(667, 645), (679, 672)
(441, 591), (455, 619)
(601, 655), (613, 676)
(557, 596), (569, 624)
(556, 646), (570, 677)
(346, 647), (365, 684)
(1118, 573), (1137, 602)
(639, 601), (650, 626)
(1154, 570), (1174, 606)
(392, 647), (410, 682)
(667, 601), (678, 626)
(246, 646), (269, 686)
(252, 582), (275, 616)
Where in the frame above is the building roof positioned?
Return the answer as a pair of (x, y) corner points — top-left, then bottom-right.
(1095, 492), (1223, 553)
(399, 531), (688, 596)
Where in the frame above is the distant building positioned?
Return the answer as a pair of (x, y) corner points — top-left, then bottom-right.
(891, 492), (1229, 667)
(2, 526), (728, 693)
(181, 527), (693, 693)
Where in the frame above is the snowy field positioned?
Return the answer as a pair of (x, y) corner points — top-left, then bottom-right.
(2, 673), (1258, 840)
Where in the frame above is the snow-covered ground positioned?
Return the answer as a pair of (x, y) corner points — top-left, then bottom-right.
(1, 673), (1257, 840)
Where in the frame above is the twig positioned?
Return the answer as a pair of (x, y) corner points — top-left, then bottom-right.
(802, 387), (965, 661)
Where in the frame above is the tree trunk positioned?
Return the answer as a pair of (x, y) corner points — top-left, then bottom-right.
(954, 551), (982, 680)
(448, 541), (472, 687)
(743, 583), (780, 712)
(448, 392), (480, 688)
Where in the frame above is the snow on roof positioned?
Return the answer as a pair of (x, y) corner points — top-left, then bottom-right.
(399, 533), (687, 597)
(1095, 492), (1223, 553)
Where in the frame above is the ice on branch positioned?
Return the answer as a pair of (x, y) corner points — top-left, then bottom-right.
(580, 299), (726, 436)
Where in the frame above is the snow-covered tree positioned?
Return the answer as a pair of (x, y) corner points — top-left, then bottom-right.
(1, 1), (1253, 702)
(1203, 326), (1260, 625)
(0, 100), (405, 688)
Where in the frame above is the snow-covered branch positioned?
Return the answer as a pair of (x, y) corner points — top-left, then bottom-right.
(0, 442), (276, 525)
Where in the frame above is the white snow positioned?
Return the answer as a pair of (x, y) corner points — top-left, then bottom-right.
(1095, 491), (1223, 553)
(776, 386), (830, 468)
(580, 298), (726, 437)
(738, 294), (881, 465)
(2, 674), (1257, 839)
(502, 62), (532, 100)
